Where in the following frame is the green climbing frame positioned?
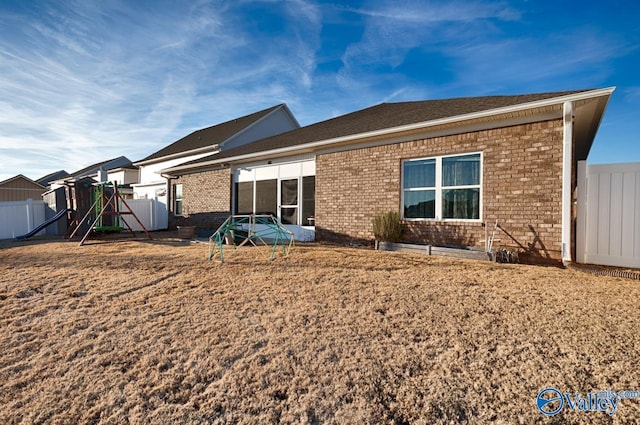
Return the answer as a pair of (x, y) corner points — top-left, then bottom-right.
(91, 183), (123, 232)
(208, 214), (295, 262)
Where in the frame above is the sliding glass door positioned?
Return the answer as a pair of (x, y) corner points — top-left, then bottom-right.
(280, 179), (298, 225)
(234, 176), (315, 226)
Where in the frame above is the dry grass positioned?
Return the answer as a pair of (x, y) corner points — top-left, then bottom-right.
(1, 235), (639, 424)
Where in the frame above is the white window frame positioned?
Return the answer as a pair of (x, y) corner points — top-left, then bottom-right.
(174, 183), (184, 216)
(401, 152), (482, 221)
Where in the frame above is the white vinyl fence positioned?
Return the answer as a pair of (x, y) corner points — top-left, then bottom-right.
(0, 199), (46, 240)
(119, 199), (164, 231)
(577, 161), (640, 268)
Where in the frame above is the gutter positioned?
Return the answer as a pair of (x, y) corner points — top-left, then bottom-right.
(163, 87), (615, 174)
(134, 144), (220, 166)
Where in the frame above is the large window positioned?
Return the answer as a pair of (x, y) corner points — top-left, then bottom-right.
(402, 153), (481, 220)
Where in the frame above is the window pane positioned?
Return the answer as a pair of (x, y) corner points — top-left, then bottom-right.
(442, 154), (480, 186)
(404, 190), (435, 219)
(302, 176), (315, 226)
(280, 207), (298, 225)
(280, 179), (298, 206)
(174, 184), (183, 215)
(255, 179), (277, 217)
(442, 188), (480, 219)
(403, 159), (435, 189)
(235, 182), (253, 215)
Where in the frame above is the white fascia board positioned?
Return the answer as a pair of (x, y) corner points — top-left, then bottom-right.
(164, 88), (615, 173)
(133, 144), (220, 166)
(131, 180), (166, 188)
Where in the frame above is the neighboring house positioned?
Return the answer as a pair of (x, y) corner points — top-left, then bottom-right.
(84, 164), (139, 198)
(36, 170), (69, 189)
(50, 156), (134, 188)
(0, 175), (45, 202)
(132, 104), (299, 229)
(162, 88), (613, 264)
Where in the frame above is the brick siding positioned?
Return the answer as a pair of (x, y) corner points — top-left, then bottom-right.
(170, 168), (231, 230)
(316, 119), (565, 262)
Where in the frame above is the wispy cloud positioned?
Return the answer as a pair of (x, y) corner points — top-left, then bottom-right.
(334, 0), (521, 104)
(0, 0), (325, 180)
(349, 0), (520, 23)
(0, 0), (638, 180)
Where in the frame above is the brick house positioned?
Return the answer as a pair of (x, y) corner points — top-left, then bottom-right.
(163, 88), (614, 263)
(132, 104), (299, 229)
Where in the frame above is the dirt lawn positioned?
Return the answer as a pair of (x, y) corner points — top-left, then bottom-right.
(1, 235), (639, 424)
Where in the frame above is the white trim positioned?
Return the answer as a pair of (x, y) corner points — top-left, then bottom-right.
(562, 101), (574, 262)
(131, 180), (166, 188)
(134, 145), (220, 166)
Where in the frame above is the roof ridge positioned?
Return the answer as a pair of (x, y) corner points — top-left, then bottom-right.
(383, 88), (596, 105)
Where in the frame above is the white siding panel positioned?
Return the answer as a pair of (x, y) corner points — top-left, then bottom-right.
(236, 168), (255, 182)
(255, 166), (278, 180)
(279, 163), (300, 178)
(302, 160), (316, 176)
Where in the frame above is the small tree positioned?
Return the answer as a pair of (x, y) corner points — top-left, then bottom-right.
(372, 211), (404, 242)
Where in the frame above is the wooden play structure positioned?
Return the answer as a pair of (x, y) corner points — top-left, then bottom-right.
(68, 181), (152, 246)
(209, 214), (294, 262)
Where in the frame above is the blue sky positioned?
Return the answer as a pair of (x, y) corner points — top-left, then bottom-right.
(0, 0), (638, 182)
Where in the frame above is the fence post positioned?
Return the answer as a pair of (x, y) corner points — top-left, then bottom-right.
(26, 198), (34, 232)
(576, 161), (587, 263)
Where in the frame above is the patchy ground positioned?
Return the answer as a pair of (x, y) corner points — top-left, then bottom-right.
(0, 235), (639, 424)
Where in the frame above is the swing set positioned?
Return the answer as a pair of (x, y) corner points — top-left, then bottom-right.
(68, 181), (152, 246)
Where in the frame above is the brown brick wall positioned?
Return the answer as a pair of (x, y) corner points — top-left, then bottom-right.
(170, 168), (231, 230)
(316, 119), (565, 261)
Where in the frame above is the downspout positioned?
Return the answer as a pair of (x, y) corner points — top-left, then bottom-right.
(561, 101), (574, 263)
(162, 173), (175, 229)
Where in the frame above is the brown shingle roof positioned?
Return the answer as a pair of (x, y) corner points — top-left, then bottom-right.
(138, 104), (285, 162)
(69, 156), (133, 179)
(36, 170), (69, 186)
(177, 89), (591, 168)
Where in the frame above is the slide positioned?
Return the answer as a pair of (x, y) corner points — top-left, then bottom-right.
(15, 208), (68, 240)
